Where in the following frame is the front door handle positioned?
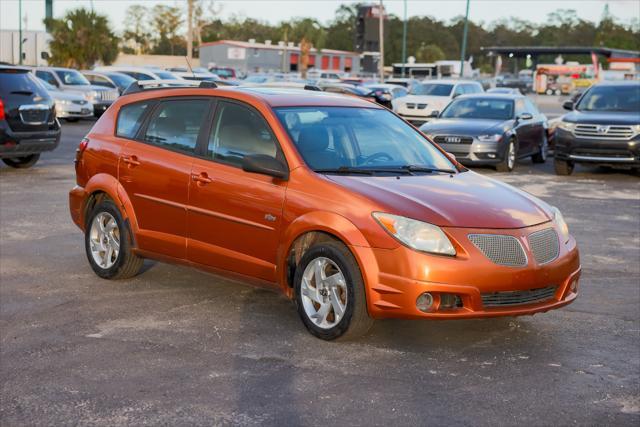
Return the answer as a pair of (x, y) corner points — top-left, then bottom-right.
(192, 172), (213, 185)
(122, 155), (140, 167)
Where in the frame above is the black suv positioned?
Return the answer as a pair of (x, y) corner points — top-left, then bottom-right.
(0, 66), (61, 168)
(555, 81), (640, 175)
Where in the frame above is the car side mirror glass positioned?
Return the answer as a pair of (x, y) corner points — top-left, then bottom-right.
(518, 112), (533, 120)
(242, 154), (289, 180)
(562, 100), (574, 111)
(40, 52), (50, 60)
(428, 110), (440, 118)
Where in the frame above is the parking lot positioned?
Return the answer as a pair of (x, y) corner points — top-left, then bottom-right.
(1, 95), (639, 425)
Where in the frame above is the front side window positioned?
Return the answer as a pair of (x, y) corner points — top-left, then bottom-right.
(116, 102), (151, 138)
(441, 98), (514, 121)
(576, 85), (640, 112)
(143, 100), (208, 153)
(410, 83), (454, 96)
(275, 107), (455, 172)
(35, 70), (58, 86)
(208, 101), (279, 167)
(54, 69), (90, 86)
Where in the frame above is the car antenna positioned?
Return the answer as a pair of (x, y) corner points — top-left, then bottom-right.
(185, 56), (195, 79)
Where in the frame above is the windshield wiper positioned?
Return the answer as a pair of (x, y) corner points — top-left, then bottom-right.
(314, 166), (375, 175)
(401, 165), (457, 174)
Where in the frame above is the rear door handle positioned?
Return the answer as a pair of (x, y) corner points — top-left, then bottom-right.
(191, 172), (212, 185)
(122, 155), (140, 167)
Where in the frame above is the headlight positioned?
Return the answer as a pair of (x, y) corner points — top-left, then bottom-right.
(477, 134), (502, 142)
(55, 100), (70, 105)
(84, 91), (98, 100)
(551, 206), (570, 243)
(373, 212), (456, 256)
(633, 124), (640, 134)
(557, 121), (575, 132)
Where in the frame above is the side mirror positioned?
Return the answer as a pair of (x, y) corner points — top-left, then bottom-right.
(242, 154), (289, 180)
(428, 110), (440, 118)
(562, 100), (574, 111)
(40, 52), (50, 60)
(518, 112), (533, 121)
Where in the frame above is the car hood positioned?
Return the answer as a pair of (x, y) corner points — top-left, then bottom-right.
(564, 110), (640, 125)
(420, 118), (510, 135)
(326, 171), (552, 229)
(49, 90), (85, 101)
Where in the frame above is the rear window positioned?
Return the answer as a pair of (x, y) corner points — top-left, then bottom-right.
(410, 84), (453, 96)
(0, 70), (49, 99)
(116, 102), (150, 138)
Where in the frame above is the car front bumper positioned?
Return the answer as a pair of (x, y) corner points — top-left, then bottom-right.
(56, 103), (94, 119)
(0, 120), (61, 158)
(360, 221), (581, 320)
(434, 137), (505, 166)
(555, 129), (640, 167)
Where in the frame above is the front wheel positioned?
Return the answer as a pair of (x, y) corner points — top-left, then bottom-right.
(294, 240), (374, 341)
(85, 199), (144, 279)
(496, 139), (516, 172)
(2, 154), (40, 168)
(554, 159), (575, 176)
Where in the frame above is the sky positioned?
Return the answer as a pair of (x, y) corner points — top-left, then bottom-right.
(1, 0), (639, 34)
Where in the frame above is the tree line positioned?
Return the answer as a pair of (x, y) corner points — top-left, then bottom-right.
(44, 1), (639, 71)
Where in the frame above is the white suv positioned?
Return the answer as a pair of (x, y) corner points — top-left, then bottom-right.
(393, 80), (483, 126)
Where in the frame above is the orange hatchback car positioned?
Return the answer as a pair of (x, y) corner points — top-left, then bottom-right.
(69, 82), (581, 340)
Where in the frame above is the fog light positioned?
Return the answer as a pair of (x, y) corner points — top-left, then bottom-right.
(570, 279), (579, 292)
(416, 292), (434, 312)
(440, 293), (458, 309)
(487, 153), (496, 159)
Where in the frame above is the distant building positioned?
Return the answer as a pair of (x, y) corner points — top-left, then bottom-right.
(0, 30), (51, 66)
(199, 39), (361, 75)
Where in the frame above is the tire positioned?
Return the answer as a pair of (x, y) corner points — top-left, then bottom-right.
(85, 198), (143, 280)
(532, 134), (548, 164)
(496, 139), (516, 172)
(2, 154), (40, 168)
(294, 240), (374, 341)
(554, 159), (574, 176)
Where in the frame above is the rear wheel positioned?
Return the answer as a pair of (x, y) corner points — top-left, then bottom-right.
(496, 139), (516, 172)
(294, 240), (373, 341)
(554, 159), (575, 176)
(2, 154), (40, 168)
(85, 199), (143, 279)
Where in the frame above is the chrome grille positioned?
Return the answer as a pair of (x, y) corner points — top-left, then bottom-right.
(406, 103), (416, 109)
(72, 99), (88, 105)
(528, 228), (559, 265)
(97, 90), (117, 102)
(481, 286), (557, 307)
(434, 135), (474, 145)
(468, 234), (527, 267)
(574, 124), (635, 140)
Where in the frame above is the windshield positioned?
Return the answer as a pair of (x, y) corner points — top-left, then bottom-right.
(576, 85), (640, 112)
(441, 98), (514, 120)
(54, 69), (90, 86)
(410, 83), (453, 96)
(105, 73), (135, 90)
(154, 71), (179, 80)
(275, 107), (455, 173)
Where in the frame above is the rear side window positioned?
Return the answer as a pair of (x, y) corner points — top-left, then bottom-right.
(116, 102), (150, 138)
(35, 70), (58, 86)
(208, 101), (278, 167)
(143, 100), (209, 153)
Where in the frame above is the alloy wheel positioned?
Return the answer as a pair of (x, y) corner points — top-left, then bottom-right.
(89, 212), (120, 269)
(300, 257), (348, 329)
(507, 142), (516, 170)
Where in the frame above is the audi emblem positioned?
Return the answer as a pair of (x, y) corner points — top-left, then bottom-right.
(445, 136), (462, 143)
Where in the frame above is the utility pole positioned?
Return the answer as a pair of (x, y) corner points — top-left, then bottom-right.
(18, 0), (23, 65)
(401, 0), (407, 77)
(459, 0), (471, 78)
(378, 0), (384, 82)
(187, 0), (194, 60)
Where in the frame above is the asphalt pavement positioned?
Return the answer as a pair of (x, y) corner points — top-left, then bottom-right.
(1, 95), (639, 426)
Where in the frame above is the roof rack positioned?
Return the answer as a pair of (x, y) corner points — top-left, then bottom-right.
(121, 79), (217, 96)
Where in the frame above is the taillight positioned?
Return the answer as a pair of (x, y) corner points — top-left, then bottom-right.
(75, 137), (89, 163)
(0, 98), (5, 120)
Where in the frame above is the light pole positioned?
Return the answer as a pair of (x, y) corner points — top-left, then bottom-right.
(459, 0), (471, 78)
(378, 0), (384, 82)
(18, 0), (23, 64)
(401, 0), (407, 77)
